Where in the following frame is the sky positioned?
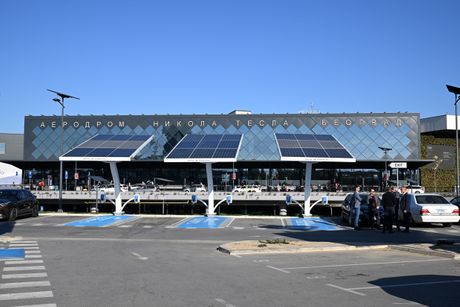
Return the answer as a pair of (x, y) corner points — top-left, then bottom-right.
(1, 0), (459, 133)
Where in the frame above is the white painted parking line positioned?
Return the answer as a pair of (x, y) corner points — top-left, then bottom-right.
(166, 217), (191, 228)
(10, 241), (37, 244)
(10, 242), (38, 246)
(25, 255), (42, 259)
(0, 291), (54, 300)
(215, 297), (236, 307)
(225, 218), (235, 228)
(0, 280), (51, 289)
(392, 302), (420, 305)
(327, 283), (366, 296)
(9, 244), (38, 248)
(117, 225), (133, 228)
(280, 218), (286, 227)
(25, 250), (41, 254)
(232, 227), (244, 230)
(281, 258), (452, 270)
(328, 279), (460, 297)
(5, 260), (44, 265)
(31, 223), (45, 227)
(130, 252), (148, 261)
(4, 266), (46, 272)
(447, 229), (459, 233)
(20, 247), (39, 250)
(2, 273), (48, 279)
(349, 279), (460, 291)
(142, 225), (153, 228)
(266, 265), (290, 274)
(12, 304), (57, 307)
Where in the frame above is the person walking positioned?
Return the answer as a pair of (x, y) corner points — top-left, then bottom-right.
(400, 185), (411, 232)
(368, 189), (380, 229)
(381, 186), (397, 233)
(393, 186), (401, 231)
(352, 185), (363, 230)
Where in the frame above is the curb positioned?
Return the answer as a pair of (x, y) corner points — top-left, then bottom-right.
(217, 243), (388, 256)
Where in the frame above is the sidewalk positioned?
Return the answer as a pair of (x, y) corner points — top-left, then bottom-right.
(218, 239), (460, 259)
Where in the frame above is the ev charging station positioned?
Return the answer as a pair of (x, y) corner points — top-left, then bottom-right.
(164, 134), (243, 216)
(60, 134), (154, 215)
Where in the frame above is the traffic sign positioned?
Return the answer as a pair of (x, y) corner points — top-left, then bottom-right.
(321, 195), (329, 205)
(65, 170), (68, 180)
(191, 194), (198, 204)
(389, 162), (407, 169)
(28, 171), (32, 179)
(225, 194), (233, 204)
(74, 172), (79, 180)
(134, 194), (140, 204)
(285, 195), (292, 205)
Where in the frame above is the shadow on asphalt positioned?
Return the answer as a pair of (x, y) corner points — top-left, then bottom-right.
(368, 275), (460, 307)
(0, 221), (15, 236)
(273, 223), (460, 246)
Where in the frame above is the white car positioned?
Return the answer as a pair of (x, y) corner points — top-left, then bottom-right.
(98, 184), (128, 193)
(232, 185), (262, 193)
(183, 184), (207, 193)
(408, 185), (425, 194)
(407, 193), (460, 227)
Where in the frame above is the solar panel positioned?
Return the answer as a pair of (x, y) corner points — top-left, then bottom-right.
(275, 133), (355, 162)
(60, 134), (154, 162)
(164, 134), (243, 162)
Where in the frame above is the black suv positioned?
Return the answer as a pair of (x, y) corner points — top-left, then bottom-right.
(341, 192), (383, 227)
(0, 189), (39, 221)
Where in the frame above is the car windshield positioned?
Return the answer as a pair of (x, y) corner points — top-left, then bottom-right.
(415, 195), (450, 204)
(0, 190), (18, 200)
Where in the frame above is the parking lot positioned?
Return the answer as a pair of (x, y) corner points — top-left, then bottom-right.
(1, 215), (460, 306)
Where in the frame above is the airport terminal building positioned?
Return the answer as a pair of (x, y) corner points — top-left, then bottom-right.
(1, 111), (427, 194)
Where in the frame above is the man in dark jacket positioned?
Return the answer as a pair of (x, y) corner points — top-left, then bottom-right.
(381, 186), (397, 233)
(400, 185), (411, 232)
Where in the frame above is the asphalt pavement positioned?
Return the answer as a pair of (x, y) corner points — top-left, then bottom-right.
(0, 214), (459, 306)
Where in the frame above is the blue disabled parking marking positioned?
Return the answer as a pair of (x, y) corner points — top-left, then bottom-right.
(0, 249), (25, 260)
(63, 215), (136, 227)
(177, 216), (228, 229)
(289, 217), (340, 231)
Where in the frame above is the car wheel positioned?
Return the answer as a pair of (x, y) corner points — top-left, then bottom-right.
(32, 205), (39, 217)
(442, 223), (452, 227)
(8, 208), (18, 221)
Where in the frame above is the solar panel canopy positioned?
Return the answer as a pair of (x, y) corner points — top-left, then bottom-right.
(60, 134), (154, 162)
(275, 133), (355, 162)
(164, 134), (243, 163)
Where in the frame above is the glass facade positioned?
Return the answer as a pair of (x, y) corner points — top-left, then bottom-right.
(24, 113), (420, 162)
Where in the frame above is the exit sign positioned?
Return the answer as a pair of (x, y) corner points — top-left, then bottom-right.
(389, 162), (407, 168)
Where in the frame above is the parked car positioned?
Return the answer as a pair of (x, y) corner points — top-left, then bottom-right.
(98, 184), (128, 193)
(408, 185), (425, 194)
(232, 185), (262, 193)
(406, 193), (459, 227)
(341, 192), (383, 227)
(450, 196), (460, 209)
(183, 183), (207, 193)
(0, 189), (39, 221)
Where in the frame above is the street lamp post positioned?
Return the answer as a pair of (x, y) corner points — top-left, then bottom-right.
(446, 85), (460, 197)
(378, 146), (392, 190)
(47, 89), (80, 212)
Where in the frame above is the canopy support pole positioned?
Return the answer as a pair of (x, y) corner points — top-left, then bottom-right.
(205, 162), (215, 216)
(304, 162), (313, 217)
(109, 162), (123, 215)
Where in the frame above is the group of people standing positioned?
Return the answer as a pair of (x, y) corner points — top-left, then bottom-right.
(381, 185), (411, 233)
(352, 185), (411, 232)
